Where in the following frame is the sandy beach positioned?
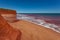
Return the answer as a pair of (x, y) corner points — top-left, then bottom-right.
(9, 20), (60, 40)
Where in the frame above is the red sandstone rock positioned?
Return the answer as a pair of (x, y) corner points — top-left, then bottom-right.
(0, 8), (16, 14)
(0, 14), (21, 40)
(0, 8), (17, 22)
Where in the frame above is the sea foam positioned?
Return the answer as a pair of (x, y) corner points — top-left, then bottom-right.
(17, 14), (60, 33)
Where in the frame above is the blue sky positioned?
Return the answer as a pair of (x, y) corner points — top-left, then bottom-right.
(0, 0), (60, 13)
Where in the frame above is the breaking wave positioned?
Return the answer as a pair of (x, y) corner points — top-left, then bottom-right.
(17, 14), (60, 33)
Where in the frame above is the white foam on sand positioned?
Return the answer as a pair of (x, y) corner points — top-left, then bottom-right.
(17, 14), (60, 33)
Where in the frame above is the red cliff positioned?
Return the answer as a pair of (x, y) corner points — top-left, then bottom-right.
(0, 8), (17, 22)
(0, 9), (21, 40)
(0, 8), (16, 14)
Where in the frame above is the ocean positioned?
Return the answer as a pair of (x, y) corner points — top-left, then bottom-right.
(17, 13), (60, 25)
(17, 13), (60, 33)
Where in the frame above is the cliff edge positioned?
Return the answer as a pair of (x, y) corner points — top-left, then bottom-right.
(0, 9), (21, 40)
(0, 8), (17, 22)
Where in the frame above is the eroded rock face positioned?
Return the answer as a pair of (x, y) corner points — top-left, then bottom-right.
(0, 8), (16, 14)
(0, 9), (17, 22)
(0, 14), (21, 40)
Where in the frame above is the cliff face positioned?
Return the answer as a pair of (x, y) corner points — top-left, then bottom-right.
(0, 9), (17, 22)
(0, 8), (16, 14)
(0, 10), (21, 40)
